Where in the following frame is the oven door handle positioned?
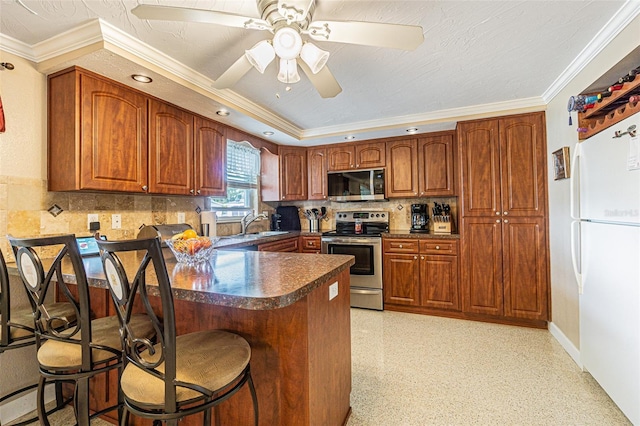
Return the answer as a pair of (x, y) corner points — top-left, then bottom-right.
(350, 288), (381, 295)
(322, 237), (380, 245)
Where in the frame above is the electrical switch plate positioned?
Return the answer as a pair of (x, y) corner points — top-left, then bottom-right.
(112, 214), (122, 229)
(177, 212), (186, 223)
(87, 214), (98, 230)
(329, 281), (338, 300)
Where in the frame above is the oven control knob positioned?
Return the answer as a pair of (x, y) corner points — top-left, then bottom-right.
(381, 213), (385, 217)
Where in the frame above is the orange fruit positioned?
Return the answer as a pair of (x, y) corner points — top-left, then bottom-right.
(183, 229), (198, 239)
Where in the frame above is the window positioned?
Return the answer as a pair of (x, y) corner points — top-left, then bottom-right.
(207, 140), (260, 221)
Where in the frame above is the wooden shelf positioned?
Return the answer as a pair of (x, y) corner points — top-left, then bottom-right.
(578, 78), (640, 140)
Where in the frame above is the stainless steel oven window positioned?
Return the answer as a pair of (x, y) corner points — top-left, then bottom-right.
(326, 243), (374, 275)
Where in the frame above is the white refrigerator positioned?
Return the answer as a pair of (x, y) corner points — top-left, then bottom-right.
(570, 113), (640, 425)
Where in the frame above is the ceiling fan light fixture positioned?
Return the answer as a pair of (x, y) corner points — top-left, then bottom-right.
(277, 58), (300, 84)
(300, 42), (329, 74)
(273, 27), (303, 60)
(245, 40), (275, 73)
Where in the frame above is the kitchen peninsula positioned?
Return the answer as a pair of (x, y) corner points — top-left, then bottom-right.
(8, 249), (355, 426)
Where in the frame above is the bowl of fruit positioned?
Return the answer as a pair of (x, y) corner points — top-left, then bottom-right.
(165, 229), (218, 265)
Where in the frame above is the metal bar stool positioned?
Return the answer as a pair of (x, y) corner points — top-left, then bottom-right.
(0, 248), (76, 425)
(95, 236), (258, 426)
(8, 234), (155, 425)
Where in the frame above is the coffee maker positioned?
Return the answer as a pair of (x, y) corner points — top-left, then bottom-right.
(410, 204), (429, 233)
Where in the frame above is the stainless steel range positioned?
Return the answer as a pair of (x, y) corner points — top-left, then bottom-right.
(321, 210), (389, 310)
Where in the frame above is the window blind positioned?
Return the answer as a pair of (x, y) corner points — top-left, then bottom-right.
(226, 141), (259, 189)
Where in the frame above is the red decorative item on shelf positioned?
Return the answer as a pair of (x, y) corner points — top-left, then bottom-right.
(630, 95), (640, 104)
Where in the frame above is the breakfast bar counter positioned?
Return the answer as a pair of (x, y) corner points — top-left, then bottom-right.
(8, 250), (355, 425)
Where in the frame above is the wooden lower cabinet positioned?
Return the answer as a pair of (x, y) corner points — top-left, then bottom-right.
(461, 217), (549, 323)
(258, 237), (300, 252)
(300, 235), (321, 253)
(383, 238), (460, 312)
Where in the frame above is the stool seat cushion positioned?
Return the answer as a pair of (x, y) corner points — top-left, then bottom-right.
(121, 330), (251, 406)
(37, 313), (154, 368)
(1, 302), (76, 341)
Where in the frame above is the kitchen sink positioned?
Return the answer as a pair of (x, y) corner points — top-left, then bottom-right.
(254, 231), (289, 236)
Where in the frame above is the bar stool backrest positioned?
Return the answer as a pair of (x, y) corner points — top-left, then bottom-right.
(8, 234), (100, 370)
(0, 249), (34, 349)
(95, 236), (186, 412)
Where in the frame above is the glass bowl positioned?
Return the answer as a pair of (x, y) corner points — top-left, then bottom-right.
(165, 236), (218, 265)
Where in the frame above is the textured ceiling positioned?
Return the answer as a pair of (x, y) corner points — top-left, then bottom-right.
(0, 0), (634, 145)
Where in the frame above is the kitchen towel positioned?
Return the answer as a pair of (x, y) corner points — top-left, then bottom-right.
(276, 206), (301, 231)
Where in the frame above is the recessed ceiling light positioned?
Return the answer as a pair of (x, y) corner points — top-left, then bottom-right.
(131, 74), (152, 83)
(345, 135), (356, 140)
(216, 109), (230, 116)
(263, 131), (274, 136)
(406, 127), (419, 133)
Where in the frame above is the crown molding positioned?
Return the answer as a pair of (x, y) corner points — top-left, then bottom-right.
(542, 0), (640, 103)
(302, 96), (546, 140)
(0, 33), (35, 61)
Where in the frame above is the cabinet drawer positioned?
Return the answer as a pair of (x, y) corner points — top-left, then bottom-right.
(383, 239), (419, 254)
(300, 236), (321, 251)
(419, 239), (458, 255)
(258, 237), (299, 252)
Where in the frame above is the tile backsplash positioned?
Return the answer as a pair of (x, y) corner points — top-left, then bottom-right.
(0, 175), (272, 260)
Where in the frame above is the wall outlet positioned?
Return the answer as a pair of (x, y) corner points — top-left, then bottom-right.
(329, 281), (338, 301)
(177, 212), (185, 223)
(87, 214), (98, 230)
(112, 214), (122, 229)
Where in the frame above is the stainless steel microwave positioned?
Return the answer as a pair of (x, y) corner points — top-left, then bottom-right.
(327, 169), (385, 202)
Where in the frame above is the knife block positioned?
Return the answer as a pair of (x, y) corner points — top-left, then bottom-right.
(432, 215), (452, 234)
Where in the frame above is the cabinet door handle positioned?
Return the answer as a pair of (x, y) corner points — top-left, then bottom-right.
(196, 189), (201, 194)
(190, 189), (195, 194)
(399, 244), (403, 248)
(142, 185), (148, 191)
(435, 245), (440, 250)
(496, 219), (501, 223)
(420, 256), (424, 260)
(504, 219), (509, 223)
(503, 211), (508, 215)
(495, 211), (500, 215)
(414, 256), (418, 260)
(356, 164), (359, 167)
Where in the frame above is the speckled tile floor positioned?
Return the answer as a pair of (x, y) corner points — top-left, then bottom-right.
(9, 309), (631, 425)
(347, 309), (631, 425)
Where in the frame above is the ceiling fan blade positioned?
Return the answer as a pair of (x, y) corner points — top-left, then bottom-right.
(305, 20), (424, 50)
(299, 62), (342, 98)
(131, 5), (271, 31)
(213, 55), (254, 89)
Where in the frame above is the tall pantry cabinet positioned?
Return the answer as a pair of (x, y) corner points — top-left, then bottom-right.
(458, 112), (549, 324)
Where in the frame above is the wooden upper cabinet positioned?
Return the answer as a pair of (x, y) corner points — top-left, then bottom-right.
(308, 147), (327, 200)
(279, 146), (308, 201)
(355, 142), (385, 169)
(261, 148), (280, 202)
(499, 113), (546, 217)
(459, 113), (546, 217)
(385, 139), (418, 198)
(458, 119), (501, 217)
(418, 133), (455, 197)
(327, 142), (385, 171)
(48, 68), (148, 192)
(195, 117), (226, 196)
(148, 99), (194, 195)
(327, 145), (354, 171)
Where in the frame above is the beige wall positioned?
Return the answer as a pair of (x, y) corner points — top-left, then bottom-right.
(545, 15), (640, 350)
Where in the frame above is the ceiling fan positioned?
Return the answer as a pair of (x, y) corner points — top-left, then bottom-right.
(131, 0), (424, 98)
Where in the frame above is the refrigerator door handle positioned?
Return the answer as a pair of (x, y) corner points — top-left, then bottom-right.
(570, 220), (583, 293)
(570, 142), (582, 220)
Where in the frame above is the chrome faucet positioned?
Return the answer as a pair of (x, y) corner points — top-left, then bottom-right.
(241, 212), (267, 235)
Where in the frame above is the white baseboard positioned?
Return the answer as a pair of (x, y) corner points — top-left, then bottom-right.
(0, 385), (55, 424)
(549, 321), (582, 369)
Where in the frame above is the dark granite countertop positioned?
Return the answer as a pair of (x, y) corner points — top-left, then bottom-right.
(383, 230), (460, 239)
(7, 244), (354, 311)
